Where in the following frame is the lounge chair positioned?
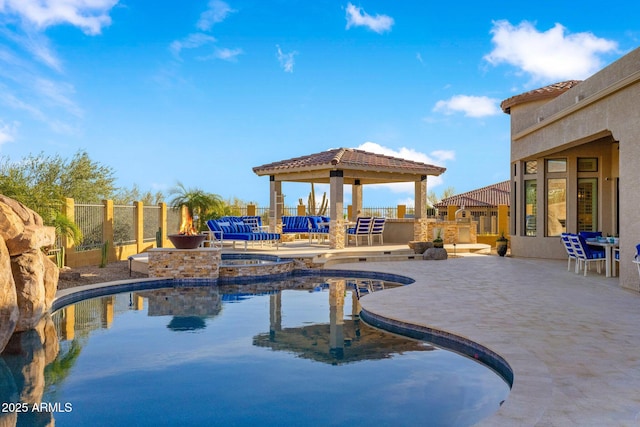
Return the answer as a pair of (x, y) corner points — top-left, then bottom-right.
(568, 234), (604, 276)
(560, 233), (577, 271)
(307, 216), (329, 243)
(346, 217), (373, 246)
(369, 217), (385, 245)
(631, 244), (640, 281)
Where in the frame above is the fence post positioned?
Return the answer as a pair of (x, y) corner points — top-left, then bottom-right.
(497, 204), (509, 236)
(447, 205), (457, 221)
(158, 202), (168, 248)
(103, 199), (115, 262)
(397, 204), (406, 219)
(134, 201), (144, 254)
(62, 197), (75, 267)
(247, 204), (256, 216)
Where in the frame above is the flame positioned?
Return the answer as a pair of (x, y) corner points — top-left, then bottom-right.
(179, 209), (198, 235)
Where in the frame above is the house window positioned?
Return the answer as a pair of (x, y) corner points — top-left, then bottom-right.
(578, 178), (598, 232)
(524, 180), (537, 236)
(578, 158), (598, 172)
(547, 178), (566, 236)
(546, 159), (567, 173)
(524, 161), (537, 174)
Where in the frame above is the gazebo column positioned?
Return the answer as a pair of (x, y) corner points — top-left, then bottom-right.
(413, 175), (428, 241)
(351, 179), (362, 221)
(269, 176), (283, 233)
(328, 279), (346, 358)
(329, 170), (345, 249)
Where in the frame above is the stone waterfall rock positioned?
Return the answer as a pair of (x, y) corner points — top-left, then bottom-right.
(0, 236), (19, 354)
(0, 195), (58, 353)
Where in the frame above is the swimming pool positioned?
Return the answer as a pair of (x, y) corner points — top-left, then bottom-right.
(27, 276), (511, 426)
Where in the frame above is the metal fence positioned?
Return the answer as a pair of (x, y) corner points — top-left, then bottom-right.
(70, 202), (503, 252)
(237, 206), (429, 225)
(74, 204), (105, 251)
(143, 205), (160, 243)
(167, 208), (181, 235)
(113, 205), (136, 246)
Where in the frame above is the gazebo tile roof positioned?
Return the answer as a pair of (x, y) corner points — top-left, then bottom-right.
(253, 147), (446, 175)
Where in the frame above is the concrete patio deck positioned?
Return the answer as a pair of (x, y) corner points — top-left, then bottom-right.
(327, 255), (640, 426)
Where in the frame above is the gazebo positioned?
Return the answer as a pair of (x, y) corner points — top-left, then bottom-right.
(252, 148), (446, 249)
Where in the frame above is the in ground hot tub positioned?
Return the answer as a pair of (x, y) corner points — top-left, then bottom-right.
(218, 254), (296, 282)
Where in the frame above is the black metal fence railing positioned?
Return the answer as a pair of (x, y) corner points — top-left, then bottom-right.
(113, 205), (136, 246)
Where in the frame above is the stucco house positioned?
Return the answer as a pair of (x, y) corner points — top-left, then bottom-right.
(433, 180), (510, 234)
(501, 46), (640, 291)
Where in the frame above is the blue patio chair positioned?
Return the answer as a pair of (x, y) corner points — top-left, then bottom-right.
(568, 234), (604, 276)
(631, 244), (640, 282)
(560, 233), (577, 272)
(369, 217), (386, 245)
(346, 217), (373, 246)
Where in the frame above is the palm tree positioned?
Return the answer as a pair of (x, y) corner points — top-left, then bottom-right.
(168, 182), (224, 231)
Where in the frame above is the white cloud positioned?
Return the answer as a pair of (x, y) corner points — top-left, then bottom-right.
(170, 33), (217, 59)
(276, 45), (297, 73)
(212, 47), (243, 62)
(0, 0), (119, 35)
(433, 95), (501, 118)
(34, 78), (82, 117)
(0, 87), (80, 135)
(170, 1), (239, 63)
(356, 142), (453, 193)
(345, 2), (394, 34)
(395, 197), (415, 208)
(0, 120), (18, 146)
(1, 28), (63, 71)
(358, 141), (453, 167)
(197, 0), (236, 31)
(484, 20), (619, 82)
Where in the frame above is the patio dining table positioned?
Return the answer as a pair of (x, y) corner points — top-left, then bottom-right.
(587, 240), (619, 277)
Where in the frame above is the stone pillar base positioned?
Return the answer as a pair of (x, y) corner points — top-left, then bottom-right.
(330, 219), (345, 249)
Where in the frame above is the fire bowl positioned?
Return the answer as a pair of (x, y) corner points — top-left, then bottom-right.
(168, 234), (207, 249)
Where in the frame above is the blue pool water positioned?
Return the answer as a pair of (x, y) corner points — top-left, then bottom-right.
(37, 277), (509, 426)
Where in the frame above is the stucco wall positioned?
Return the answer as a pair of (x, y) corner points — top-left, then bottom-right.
(508, 47), (640, 291)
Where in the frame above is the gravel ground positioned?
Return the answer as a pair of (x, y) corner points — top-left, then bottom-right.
(57, 261), (147, 290)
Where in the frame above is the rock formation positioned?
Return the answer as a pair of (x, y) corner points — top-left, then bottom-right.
(0, 195), (58, 353)
(423, 247), (448, 260)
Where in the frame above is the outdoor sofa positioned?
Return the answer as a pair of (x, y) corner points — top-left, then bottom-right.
(206, 216), (280, 250)
(282, 215), (330, 242)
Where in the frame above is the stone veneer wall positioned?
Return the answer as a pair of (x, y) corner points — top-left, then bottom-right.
(413, 218), (429, 242)
(147, 248), (221, 279)
(219, 260), (296, 278)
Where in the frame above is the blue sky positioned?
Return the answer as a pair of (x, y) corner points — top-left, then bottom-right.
(0, 1), (637, 207)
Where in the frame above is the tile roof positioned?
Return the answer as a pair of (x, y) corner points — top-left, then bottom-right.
(433, 180), (510, 208)
(253, 147), (446, 176)
(500, 80), (582, 114)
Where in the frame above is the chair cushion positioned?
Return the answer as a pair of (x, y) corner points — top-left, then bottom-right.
(234, 224), (252, 233)
(579, 231), (602, 239)
(220, 224), (234, 234)
(207, 220), (221, 232)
